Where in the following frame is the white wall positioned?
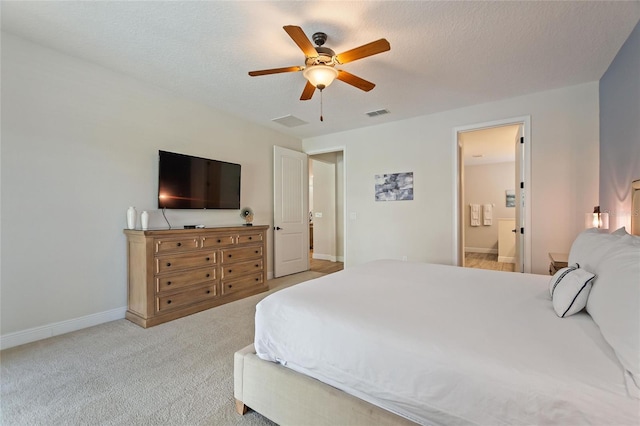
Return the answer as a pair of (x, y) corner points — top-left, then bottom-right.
(303, 82), (599, 274)
(0, 33), (301, 340)
(464, 162), (516, 251)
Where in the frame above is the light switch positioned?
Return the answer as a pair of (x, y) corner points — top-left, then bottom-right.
(315, 212), (323, 218)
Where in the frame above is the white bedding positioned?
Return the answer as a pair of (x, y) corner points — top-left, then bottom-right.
(255, 260), (640, 425)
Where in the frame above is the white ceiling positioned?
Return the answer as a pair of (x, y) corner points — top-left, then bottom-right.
(2, 1), (638, 140)
(461, 125), (520, 166)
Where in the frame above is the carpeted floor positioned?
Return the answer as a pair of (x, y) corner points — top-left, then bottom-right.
(0, 271), (324, 426)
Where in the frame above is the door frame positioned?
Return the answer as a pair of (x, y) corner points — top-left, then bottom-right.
(452, 116), (532, 273)
(304, 146), (347, 266)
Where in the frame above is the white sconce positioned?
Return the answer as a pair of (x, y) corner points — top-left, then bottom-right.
(585, 206), (609, 230)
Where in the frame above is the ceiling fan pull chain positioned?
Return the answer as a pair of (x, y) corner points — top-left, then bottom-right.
(320, 89), (324, 122)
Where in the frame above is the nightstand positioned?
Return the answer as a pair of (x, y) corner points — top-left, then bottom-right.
(548, 252), (569, 275)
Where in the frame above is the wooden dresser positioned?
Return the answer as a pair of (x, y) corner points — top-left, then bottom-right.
(123, 225), (268, 328)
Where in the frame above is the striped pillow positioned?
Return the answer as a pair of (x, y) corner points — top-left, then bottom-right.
(549, 266), (596, 318)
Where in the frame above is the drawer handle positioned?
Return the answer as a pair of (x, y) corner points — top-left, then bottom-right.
(255, 278), (259, 282)
(177, 242), (182, 247)
(255, 250), (259, 254)
(228, 269), (232, 273)
(206, 257), (211, 261)
(217, 239), (221, 243)
(167, 281), (172, 285)
(228, 254), (232, 258)
(166, 262), (171, 267)
(255, 264), (259, 267)
(167, 300), (172, 304)
(248, 236), (252, 240)
(206, 290), (211, 294)
(228, 285), (232, 289)
(206, 273), (210, 278)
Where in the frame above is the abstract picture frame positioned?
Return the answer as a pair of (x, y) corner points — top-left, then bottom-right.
(375, 172), (414, 201)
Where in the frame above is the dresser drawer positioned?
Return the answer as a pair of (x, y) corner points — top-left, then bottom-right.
(156, 252), (216, 274)
(200, 234), (235, 249)
(156, 268), (216, 293)
(156, 283), (218, 312)
(154, 237), (200, 254)
(237, 233), (263, 244)
(221, 272), (264, 296)
(221, 259), (263, 280)
(220, 246), (263, 264)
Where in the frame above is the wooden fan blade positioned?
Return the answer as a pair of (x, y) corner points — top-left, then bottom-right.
(300, 81), (316, 100)
(248, 66), (303, 76)
(336, 70), (376, 92)
(284, 25), (318, 58)
(335, 39), (390, 64)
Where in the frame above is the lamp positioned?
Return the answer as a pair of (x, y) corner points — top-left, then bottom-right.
(585, 206), (609, 230)
(303, 65), (338, 90)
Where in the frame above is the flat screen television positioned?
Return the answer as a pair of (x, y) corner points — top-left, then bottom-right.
(158, 150), (241, 209)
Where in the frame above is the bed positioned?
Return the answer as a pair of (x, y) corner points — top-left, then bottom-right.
(235, 221), (639, 424)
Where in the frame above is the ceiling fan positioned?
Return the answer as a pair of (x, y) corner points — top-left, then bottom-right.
(248, 25), (391, 101)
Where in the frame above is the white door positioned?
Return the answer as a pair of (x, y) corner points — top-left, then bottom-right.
(457, 138), (465, 267)
(273, 146), (309, 277)
(514, 125), (525, 273)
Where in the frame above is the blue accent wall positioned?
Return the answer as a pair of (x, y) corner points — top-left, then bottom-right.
(599, 20), (640, 230)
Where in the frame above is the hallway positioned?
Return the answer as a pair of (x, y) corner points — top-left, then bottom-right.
(309, 251), (344, 274)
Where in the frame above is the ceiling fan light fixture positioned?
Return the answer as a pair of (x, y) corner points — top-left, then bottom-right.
(303, 65), (338, 89)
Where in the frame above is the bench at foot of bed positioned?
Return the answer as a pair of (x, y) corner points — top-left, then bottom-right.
(235, 399), (248, 415)
(233, 344), (417, 425)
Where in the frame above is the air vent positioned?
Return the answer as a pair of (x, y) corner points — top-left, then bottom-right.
(271, 115), (308, 128)
(365, 109), (390, 117)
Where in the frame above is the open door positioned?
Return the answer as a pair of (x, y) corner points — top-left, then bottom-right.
(458, 138), (465, 267)
(514, 125), (525, 272)
(273, 146), (309, 277)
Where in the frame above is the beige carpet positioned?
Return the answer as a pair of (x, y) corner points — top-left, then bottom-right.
(1, 271), (324, 426)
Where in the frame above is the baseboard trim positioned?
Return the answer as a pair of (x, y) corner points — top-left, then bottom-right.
(498, 256), (516, 264)
(0, 306), (127, 350)
(465, 247), (498, 254)
(312, 253), (338, 262)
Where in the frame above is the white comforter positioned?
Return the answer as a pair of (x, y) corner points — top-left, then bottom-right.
(255, 260), (640, 425)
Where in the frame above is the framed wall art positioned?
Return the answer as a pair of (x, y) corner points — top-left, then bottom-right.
(506, 189), (515, 207)
(375, 172), (413, 201)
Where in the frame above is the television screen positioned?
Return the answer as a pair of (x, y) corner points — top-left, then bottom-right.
(158, 150), (241, 209)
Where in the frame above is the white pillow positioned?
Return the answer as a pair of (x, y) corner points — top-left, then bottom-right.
(549, 266), (595, 317)
(586, 234), (640, 393)
(611, 226), (630, 236)
(568, 228), (625, 272)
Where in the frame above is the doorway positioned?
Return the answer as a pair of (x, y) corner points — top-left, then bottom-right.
(308, 149), (345, 274)
(454, 117), (531, 273)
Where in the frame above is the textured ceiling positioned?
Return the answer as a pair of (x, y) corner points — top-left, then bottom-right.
(461, 125), (520, 166)
(2, 1), (639, 139)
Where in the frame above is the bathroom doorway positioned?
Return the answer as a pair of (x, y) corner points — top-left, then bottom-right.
(455, 117), (530, 273)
